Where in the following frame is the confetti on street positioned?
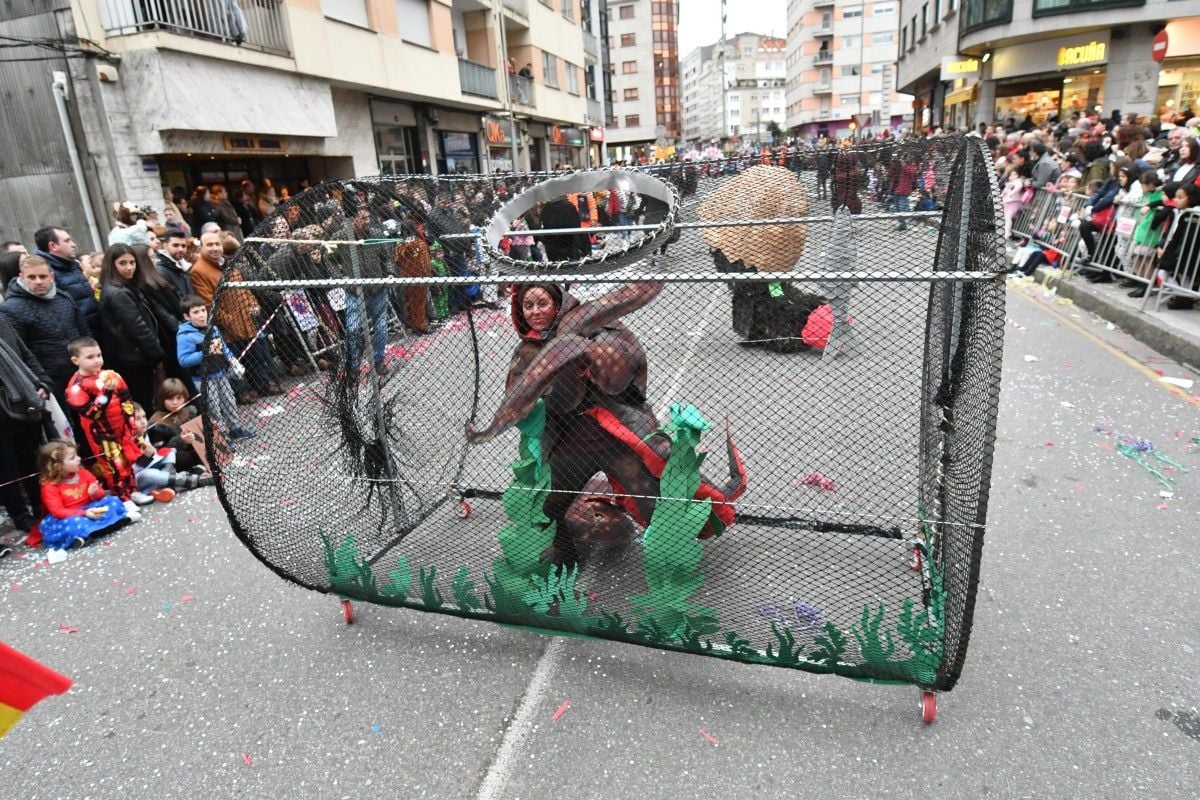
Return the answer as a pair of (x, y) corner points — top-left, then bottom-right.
(700, 727), (720, 746)
(551, 701), (570, 722)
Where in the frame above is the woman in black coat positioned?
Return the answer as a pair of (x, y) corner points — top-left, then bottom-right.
(98, 244), (166, 410)
(131, 244), (189, 386)
(0, 313), (53, 539)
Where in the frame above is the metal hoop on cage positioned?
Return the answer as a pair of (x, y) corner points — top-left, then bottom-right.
(484, 169), (680, 275)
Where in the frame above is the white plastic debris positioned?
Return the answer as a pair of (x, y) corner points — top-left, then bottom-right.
(1160, 377), (1195, 389)
(1023, 354), (1040, 362)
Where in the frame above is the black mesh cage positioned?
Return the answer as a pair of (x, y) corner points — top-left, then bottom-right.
(203, 137), (1004, 692)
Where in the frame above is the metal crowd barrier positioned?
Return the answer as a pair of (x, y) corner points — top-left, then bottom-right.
(1011, 187), (1198, 311)
(1146, 207), (1200, 311)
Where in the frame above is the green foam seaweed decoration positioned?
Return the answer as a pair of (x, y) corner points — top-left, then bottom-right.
(452, 565), (482, 612)
(418, 565), (444, 609)
(766, 622), (803, 667)
(520, 565), (593, 631)
(487, 400), (558, 615)
(853, 602), (898, 669)
(320, 532), (377, 596)
(380, 554), (413, 600)
(630, 404), (718, 640)
(809, 622), (849, 668)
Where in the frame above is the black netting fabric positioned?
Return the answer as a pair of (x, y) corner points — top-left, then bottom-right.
(204, 137), (1004, 692)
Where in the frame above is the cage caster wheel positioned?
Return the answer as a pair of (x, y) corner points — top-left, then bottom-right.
(920, 690), (937, 724)
(341, 599), (355, 625)
(457, 500), (472, 519)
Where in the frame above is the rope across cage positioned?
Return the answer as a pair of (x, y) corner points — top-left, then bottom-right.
(204, 137), (1005, 714)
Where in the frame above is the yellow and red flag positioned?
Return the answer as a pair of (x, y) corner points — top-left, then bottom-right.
(0, 642), (72, 739)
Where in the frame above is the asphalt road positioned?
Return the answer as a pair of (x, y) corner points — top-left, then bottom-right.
(3, 271), (1199, 797)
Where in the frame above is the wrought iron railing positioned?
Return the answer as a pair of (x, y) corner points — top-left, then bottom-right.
(99, 0), (291, 56)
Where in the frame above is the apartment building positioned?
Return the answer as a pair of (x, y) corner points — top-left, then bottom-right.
(603, 0), (680, 160)
(682, 33), (787, 145)
(896, 0), (1200, 132)
(784, 0), (910, 140)
(0, 0), (592, 247)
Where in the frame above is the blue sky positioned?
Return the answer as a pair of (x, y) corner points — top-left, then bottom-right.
(677, 0), (787, 57)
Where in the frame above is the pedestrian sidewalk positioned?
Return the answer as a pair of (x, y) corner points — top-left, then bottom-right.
(1031, 266), (1200, 370)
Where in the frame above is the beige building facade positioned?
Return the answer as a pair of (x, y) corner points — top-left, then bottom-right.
(1, 0), (594, 245)
(785, 0), (911, 140)
(682, 33), (787, 146)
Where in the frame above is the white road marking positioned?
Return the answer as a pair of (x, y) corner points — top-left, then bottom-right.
(474, 637), (564, 800)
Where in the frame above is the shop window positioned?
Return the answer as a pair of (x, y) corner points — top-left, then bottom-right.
(622, 60), (637, 74)
(624, 87), (639, 100)
(619, 4), (634, 19)
(395, 0), (431, 47)
(960, 0), (1012, 34)
(322, 0), (369, 28)
(1033, 0), (1144, 14)
(625, 114), (640, 127)
(621, 33), (635, 47)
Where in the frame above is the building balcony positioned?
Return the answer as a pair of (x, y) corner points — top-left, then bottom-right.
(813, 83), (832, 95)
(814, 24), (834, 37)
(814, 0), (835, 7)
(98, 0), (291, 56)
(813, 50), (833, 65)
(501, 0), (530, 28)
(583, 29), (599, 61)
(459, 58), (499, 100)
(509, 73), (536, 108)
(586, 98), (604, 125)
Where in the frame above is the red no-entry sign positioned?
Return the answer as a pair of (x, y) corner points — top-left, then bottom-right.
(1152, 29), (1169, 63)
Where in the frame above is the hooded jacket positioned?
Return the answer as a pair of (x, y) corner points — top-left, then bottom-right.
(0, 312), (52, 435)
(98, 281), (166, 369)
(32, 248), (101, 334)
(176, 320), (234, 380)
(0, 277), (90, 380)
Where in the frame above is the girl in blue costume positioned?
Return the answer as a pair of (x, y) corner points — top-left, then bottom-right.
(38, 440), (137, 550)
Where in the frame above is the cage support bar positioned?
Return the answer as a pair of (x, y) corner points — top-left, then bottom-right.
(225, 270), (1002, 290)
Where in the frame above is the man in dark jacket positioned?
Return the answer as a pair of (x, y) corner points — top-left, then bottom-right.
(1028, 143), (1062, 189)
(156, 229), (194, 299)
(0, 255), (91, 406)
(0, 313), (53, 538)
(32, 226), (101, 335)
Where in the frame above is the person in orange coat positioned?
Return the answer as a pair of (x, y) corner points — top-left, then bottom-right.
(394, 229), (432, 334)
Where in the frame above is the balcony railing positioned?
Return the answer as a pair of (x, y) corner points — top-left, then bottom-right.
(98, 0), (290, 56)
(582, 29), (599, 60)
(814, 83), (833, 94)
(509, 73), (536, 107)
(814, 50), (833, 65)
(459, 58), (499, 100)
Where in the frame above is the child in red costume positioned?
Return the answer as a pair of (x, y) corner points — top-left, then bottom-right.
(63, 338), (142, 502)
(37, 440), (138, 550)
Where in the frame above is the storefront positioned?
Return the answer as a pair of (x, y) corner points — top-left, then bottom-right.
(434, 109), (484, 175)
(940, 56), (982, 131)
(587, 126), (605, 167)
(549, 126), (586, 169)
(989, 31), (1109, 125)
(1155, 19), (1200, 118)
(156, 135), (352, 201)
(370, 99), (424, 175)
(483, 115), (519, 173)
